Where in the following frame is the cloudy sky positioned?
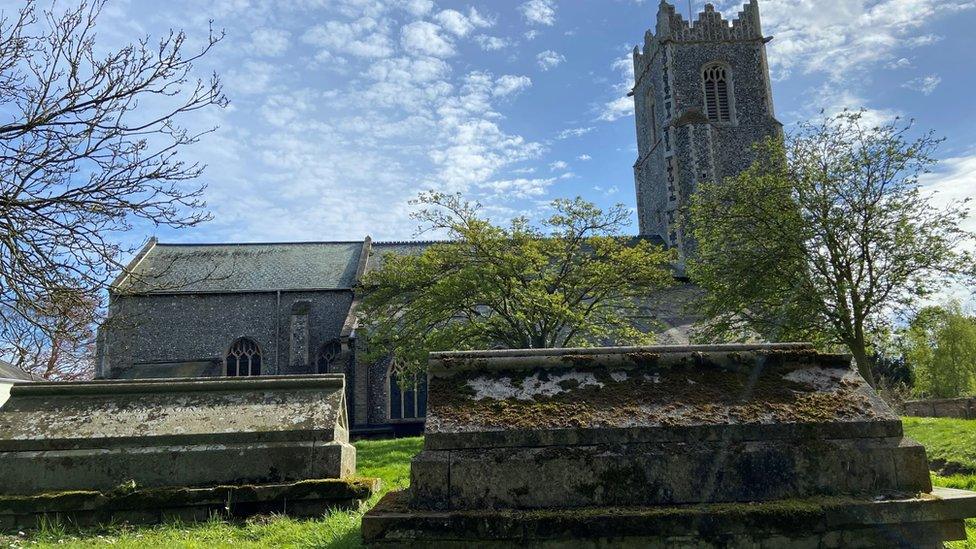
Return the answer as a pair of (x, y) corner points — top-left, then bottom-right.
(26, 0), (976, 244)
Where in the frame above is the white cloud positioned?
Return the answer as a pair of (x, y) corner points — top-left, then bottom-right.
(398, 0), (434, 17)
(594, 184), (619, 195)
(887, 57), (914, 69)
(903, 74), (942, 95)
(549, 160), (569, 171)
(401, 21), (456, 58)
(224, 60), (278, 95)
(598, 54), (635, 122)
(493, 75), (532, 97)
(248, 28), (290, 57)
(480, 177), (555, 198)
(536, 50), (565, 71)
(524, 29), (540, 40)
(577, 154), (592, 161)
(303, 17), (392, 58)
(475, 35), (511, 51)
(557, 126), (594, 139)
(599, 95), (633, 122)
(434, 8), (492, 38)
(520, 0), (557, 26)
(922, 152), (976, 239)
(739, 0), (976, 80)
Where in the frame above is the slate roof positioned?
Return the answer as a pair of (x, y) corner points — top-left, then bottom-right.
(118, 241), (367, 294)
(0, 359), (34, 381)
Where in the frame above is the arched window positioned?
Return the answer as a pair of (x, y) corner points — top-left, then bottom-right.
(226, 338), (262, 377)
(317, 339), (343, 374)
(389, 368), (427, 421)
(703, 64), (733, 123)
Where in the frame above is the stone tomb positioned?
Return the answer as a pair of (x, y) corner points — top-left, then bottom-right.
(362, 343), (976, 547)
(0, 375), (378, 530)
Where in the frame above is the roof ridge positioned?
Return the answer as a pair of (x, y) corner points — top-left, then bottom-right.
(155, 240), (366, 247)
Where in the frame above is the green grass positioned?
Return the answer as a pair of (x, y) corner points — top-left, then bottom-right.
(904, 418), (976, 548)
(904, 417), (976, 473)
(0, 437), (424, 548)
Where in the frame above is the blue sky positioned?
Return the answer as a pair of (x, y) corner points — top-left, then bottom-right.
(18, 0), (976, 246)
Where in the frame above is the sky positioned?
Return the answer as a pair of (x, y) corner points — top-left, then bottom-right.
(9, 0), (976, 248)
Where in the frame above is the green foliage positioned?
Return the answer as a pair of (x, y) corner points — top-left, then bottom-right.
(3, 437), (424, 548)
(360, 193), (676, 377)
(688, 111), (975, 386)
(904, 304), (976, 398)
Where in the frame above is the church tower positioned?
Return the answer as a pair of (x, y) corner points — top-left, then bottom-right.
(632, 0), (780, 259)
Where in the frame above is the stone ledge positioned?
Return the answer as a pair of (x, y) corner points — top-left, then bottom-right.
(424, 420), (904, 451)
(362, 488), (976, 548)
(0, 477), (380, 531)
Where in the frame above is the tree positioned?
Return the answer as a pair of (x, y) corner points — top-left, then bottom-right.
(0, 1), (227, 367)
(688, 111), (975, 386)
(359, 193), (676, 376)
(904, 303), (976, 399)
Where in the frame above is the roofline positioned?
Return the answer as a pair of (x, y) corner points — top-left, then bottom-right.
(153, 240), (368, 247)
(115, 287), (356, 297)
(109, 237), (158, 293)
(372, 239), (449, 246)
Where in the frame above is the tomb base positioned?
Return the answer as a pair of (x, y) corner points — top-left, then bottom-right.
(0, 477), (379, 531)
(363, 487), (976, 548)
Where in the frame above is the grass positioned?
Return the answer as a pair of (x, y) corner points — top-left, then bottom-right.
(4, 420), (976, 547)
(0, 437), (424, 548)
(903, 418), (976, 548)
(904, 417), (976, 473)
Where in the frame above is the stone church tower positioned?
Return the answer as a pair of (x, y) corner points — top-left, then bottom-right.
(632, 0), (781, 259)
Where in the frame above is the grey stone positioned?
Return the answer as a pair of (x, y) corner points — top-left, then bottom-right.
(631, 0), (781, 261)
(0, 375), (358, 494)
(361, 342), (976, 546)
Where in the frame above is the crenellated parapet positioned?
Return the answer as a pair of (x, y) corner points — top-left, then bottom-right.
(657, 1), (763, 45)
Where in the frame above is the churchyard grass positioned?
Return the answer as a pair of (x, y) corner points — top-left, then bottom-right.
(903, 417), (976, 548)
(5, 420), (976, 547)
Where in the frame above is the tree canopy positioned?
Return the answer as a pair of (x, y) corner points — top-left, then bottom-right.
(688, 111), (975, 386)
(359, 193), (676, 376)
(904, 302), (976, 399)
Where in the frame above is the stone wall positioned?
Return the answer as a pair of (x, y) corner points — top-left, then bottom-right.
(903, 397), (976, 419)
(98, 290), (354, 378)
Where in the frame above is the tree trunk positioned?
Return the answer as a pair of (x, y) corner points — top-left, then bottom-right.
(849, 340), (876, 388)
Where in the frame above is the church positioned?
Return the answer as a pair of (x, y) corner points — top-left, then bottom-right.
(95, 1), (780, 437)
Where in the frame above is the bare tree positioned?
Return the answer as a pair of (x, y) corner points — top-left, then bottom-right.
(0, 0), (227, 371)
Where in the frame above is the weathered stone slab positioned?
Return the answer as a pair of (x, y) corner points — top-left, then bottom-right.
(0, 478), (379, 531)
(362, 343), (976, 546)
(0, 375), (376, 516)
(364, 488), (976, 548)
(904, 397), (976, 420)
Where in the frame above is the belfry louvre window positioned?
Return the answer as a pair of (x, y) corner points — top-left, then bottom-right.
(226, 338), (262, 376)
(703, 65), (732, 123)
(317, 339), (343, 374)
(389, 369), (427, 420)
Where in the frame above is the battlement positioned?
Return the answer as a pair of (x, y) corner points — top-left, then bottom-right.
(653, 1), (763, 45)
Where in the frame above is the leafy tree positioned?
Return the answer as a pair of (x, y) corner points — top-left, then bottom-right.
(0, 1), (226, 367)
(359, 193), (676, 376)
(905, 303), (976, 399)
(688, 111), (975, 386)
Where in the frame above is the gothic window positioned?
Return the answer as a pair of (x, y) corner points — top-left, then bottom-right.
(317, 339), (343, 374)
(703, 64), (733, 123)
(226, 338), (261, 377)
(389, 368), (427, 421)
